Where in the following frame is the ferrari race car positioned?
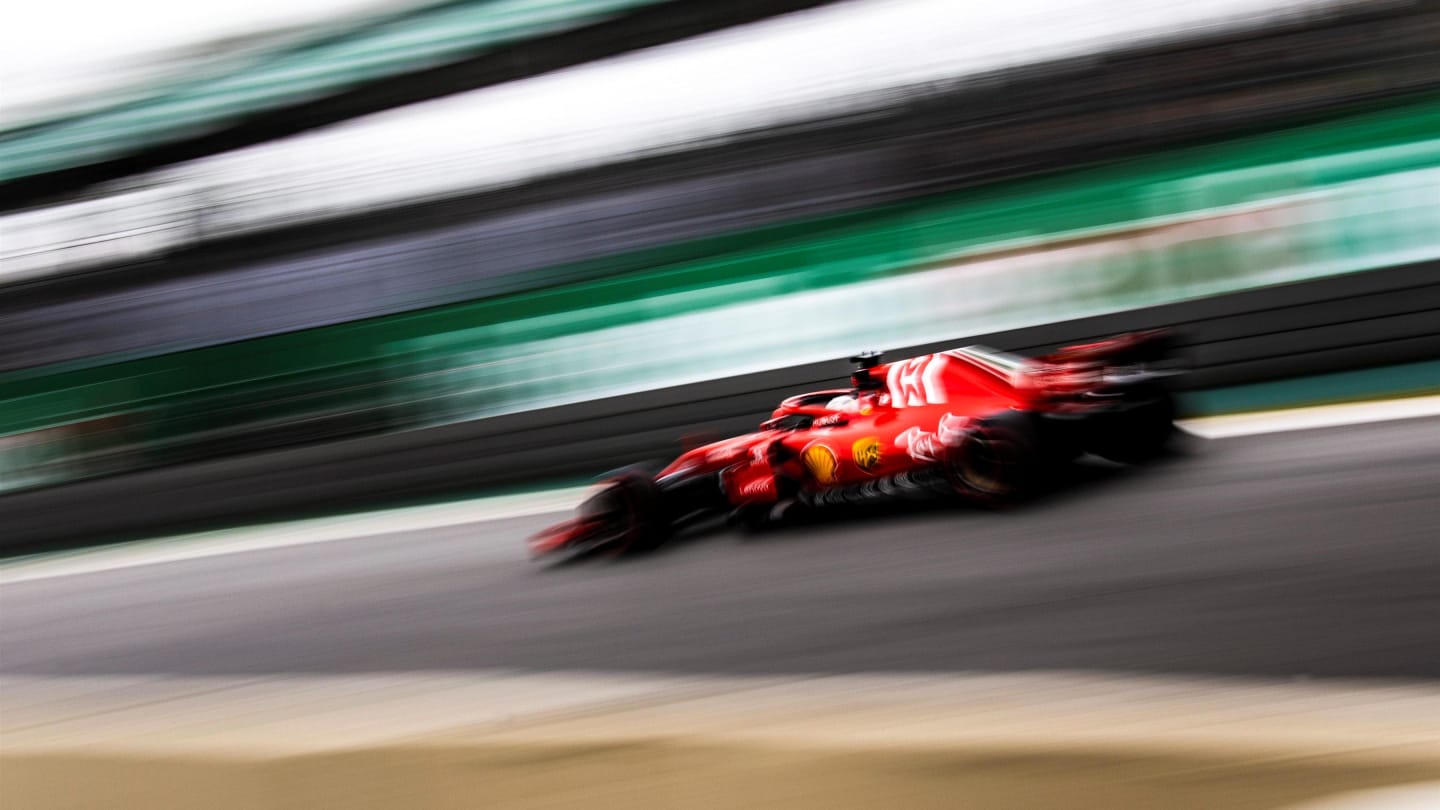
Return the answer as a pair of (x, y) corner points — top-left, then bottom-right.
(530, 330), (1180, 559)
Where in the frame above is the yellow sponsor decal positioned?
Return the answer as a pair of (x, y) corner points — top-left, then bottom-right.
(801, 444), (839, 484)
(852, 437), (884, 473)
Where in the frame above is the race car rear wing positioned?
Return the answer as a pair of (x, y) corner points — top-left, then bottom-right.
(1038, 329), (1179, 366)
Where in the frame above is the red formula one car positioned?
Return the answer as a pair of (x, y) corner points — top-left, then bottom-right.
(530, 330), (1180, 559)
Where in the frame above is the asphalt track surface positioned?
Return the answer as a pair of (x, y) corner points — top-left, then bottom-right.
(3, 416), (1438, 681)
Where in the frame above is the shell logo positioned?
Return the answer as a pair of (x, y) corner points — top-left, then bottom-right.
(852, 437), (883, 473)
(802, 444), (839, 484)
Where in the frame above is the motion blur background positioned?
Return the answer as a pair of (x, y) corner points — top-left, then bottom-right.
(4, 4), (1440, 808)
(0, 0), (1437, 539)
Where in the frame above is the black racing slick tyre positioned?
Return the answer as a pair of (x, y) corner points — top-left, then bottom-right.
(944, 412), (1040, 504)
(586, 471), (671, 556)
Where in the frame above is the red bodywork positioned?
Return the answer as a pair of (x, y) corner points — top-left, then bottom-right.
(530, 330), (1175, 558)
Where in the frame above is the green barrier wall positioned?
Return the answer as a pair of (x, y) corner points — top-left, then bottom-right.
(2, 96), (1438, 491)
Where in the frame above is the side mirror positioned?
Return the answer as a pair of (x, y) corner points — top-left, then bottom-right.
(762, 414), (813, 432)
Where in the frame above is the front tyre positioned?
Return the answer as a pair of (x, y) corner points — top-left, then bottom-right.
(584, 471), (671, 556)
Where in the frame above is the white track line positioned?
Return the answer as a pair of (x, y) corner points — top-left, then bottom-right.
(1282, 783), (1440, 810)
(5, 394), (1438, 584)
(1178, 393), (1440, 438)
(0, 485), (592, 585)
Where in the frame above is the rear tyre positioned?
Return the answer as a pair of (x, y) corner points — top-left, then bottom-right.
(1087, 391), (1176, 464)
(944, 412), (1040, 504)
